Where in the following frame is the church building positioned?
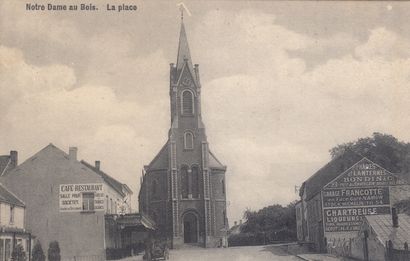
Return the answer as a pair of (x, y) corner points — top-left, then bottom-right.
(138, 19), (228, 248)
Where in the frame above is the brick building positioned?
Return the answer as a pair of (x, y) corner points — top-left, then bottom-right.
(297, 151), (410, 252)
(0, 144), (148, 261)
(138, 20), (228, 248)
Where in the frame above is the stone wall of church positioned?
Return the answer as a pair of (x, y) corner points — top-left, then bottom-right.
(210, 169), (227, 245)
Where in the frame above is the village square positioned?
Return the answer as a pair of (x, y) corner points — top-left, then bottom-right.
(1, 1), (410, 261)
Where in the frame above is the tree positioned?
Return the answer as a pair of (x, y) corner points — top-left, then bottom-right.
(12, 244), (26, 261)
(32, 241), (45, 261)
(330, 132), (410, 177)
(48, 241), (60, 261)
(235, 201), (298, 245)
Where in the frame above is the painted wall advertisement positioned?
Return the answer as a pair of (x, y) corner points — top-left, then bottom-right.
(59, 183), (105, 212)
(322, 158), (395, 232)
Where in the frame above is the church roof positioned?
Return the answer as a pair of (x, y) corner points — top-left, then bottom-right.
(209, 150), (226, 170)
(146, 142), (226, 172)
(146, 142), (169, 171)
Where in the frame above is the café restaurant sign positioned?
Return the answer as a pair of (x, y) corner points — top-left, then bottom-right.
(59, 183), (105, 212)
(322, 158), (396, 232)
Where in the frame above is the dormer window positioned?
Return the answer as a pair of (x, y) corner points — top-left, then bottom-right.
(184, 131), (194, 150)
(182, 90), (194, 115)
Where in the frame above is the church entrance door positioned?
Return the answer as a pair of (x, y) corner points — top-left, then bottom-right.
(183, 213), (198, 243)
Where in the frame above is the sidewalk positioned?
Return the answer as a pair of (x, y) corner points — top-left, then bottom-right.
(296, 253), (354, 261)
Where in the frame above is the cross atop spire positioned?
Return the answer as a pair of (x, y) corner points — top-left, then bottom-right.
(179, 4), (184, 21)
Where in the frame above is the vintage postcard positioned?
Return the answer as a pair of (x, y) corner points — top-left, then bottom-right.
(1, 1), (410, 261)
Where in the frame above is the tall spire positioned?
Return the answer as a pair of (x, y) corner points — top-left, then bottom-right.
(176, 20), (194, 74)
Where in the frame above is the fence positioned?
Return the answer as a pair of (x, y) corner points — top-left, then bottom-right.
(385, 240), (410, 261)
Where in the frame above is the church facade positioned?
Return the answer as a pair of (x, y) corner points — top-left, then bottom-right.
(138, 21), (228, 248)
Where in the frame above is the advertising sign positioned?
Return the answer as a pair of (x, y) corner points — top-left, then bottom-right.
(323, 158), (393, 232)
(59, 183), (105, 212)
(325, 159), (398, 189)
(322, 187), (390, 208)
(324, 206), (391, 232)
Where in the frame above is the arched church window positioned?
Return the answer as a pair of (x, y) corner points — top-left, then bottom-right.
(191, 166), (199, 198)
(222, 179), (225, 195)
(184, 131), (194, 150)
(181, 166), (189, 198)
(223, 211), (226, 226)
(182, 90), (194, 115)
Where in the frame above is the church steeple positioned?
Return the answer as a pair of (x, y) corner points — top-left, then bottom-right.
(170, 18), (202, 127)
(176, 21), (194, 76)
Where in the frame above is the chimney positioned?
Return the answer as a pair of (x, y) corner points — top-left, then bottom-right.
(240, 219), (242, 225)
(392, 207), (399, 228)
(10, 151), (18, 168)
(95, 161), (101, 170)
(68, 147), (77, 161)
(234, 221), (237, 226)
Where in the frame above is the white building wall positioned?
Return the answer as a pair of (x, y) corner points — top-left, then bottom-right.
(104, 184), (131, 214)
(0, 203), (24, 229)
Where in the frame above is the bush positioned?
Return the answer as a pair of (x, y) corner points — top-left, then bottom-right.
(32, 241), (45, 261)
(47, 241), (60, 261)
(12, 244), (26, 261)
(228, 233), (257, 247)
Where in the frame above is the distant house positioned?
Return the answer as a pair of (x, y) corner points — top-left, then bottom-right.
(0, 144), (152, 261)
(228, 220), (243, 236)
(0, 183), (31, 261)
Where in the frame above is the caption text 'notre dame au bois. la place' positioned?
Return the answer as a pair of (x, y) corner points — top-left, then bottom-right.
(26, 3), (138, 12)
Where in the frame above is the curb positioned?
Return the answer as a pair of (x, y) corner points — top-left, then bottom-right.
(295, 255), (310, 261)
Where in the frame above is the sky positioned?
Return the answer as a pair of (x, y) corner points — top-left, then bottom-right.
(1, 0), (410, 223)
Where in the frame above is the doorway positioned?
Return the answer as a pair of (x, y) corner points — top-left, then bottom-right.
(183, 213), (198, 243)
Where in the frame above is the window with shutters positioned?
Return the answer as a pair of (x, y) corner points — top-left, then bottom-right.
(181, 90), (194, 115)
(184, 131), (194, 150)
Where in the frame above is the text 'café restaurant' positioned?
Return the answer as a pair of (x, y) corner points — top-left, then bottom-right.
(296, 151), (410, 252)
(0, 145), (155, 261)
(59, 184), (105, 211)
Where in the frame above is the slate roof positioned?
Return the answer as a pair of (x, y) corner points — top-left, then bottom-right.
(209, 150), (226, 170)
(0, 156), (11, 176)
(0, 183), (25, 207)
(146, 141), (226, 171)
(302, 150), (363, 200)
(365, 214), (410, 250)
(81, 160), (132, 197)
(146, 142), (169, 170)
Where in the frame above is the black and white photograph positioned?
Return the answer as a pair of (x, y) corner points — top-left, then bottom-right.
(1, 1), (410, 260)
